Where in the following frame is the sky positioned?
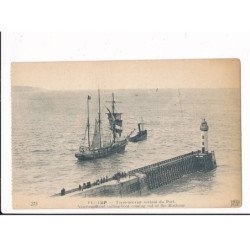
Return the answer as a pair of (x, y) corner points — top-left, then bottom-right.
(11, 59), (240, 90)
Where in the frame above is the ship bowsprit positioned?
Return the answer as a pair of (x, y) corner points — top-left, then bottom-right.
(57, 119), (218, 197)
(75, 91), (128, 161)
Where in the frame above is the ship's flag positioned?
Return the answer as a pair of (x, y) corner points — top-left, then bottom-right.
(88, 95), (91, 100)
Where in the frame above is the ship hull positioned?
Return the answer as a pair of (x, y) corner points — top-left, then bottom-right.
(129, 130), (147, 142)
(75, 139), (128, 161)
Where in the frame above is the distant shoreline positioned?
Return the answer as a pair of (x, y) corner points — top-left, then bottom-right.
(12, 85), (240, 92)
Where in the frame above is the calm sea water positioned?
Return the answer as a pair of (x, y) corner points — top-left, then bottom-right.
(12, 88), (241, 197)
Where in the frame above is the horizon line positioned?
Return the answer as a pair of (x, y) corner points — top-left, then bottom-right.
(12, 85), (240, 91)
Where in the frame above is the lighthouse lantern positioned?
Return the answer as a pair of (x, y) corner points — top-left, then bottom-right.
(200, 118), (209, 153)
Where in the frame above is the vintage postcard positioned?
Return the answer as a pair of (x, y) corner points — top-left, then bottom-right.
(10, 59), (241, 210)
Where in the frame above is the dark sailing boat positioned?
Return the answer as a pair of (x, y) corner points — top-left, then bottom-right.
(75, 91), (128, 161)
(129, 118), (147, 142)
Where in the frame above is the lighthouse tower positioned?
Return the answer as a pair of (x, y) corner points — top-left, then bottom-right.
(200, 118), (209, 153)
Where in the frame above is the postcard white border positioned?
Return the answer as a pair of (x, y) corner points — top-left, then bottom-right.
(2, 32), (250, 214)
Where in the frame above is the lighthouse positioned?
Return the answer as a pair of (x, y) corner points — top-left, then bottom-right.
(200, 118), (209, 153)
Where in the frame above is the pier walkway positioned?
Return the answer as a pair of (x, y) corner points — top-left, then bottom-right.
(53, 150), (217, 197)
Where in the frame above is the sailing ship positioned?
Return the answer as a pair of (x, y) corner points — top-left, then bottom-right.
(129, 118), (147, 142)
(75, 90), (128, 161)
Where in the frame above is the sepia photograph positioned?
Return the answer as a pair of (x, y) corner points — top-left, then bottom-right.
(11, 59), (241, 209)
(1, 2), (250, 250)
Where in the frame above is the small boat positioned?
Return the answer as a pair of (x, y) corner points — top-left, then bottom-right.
(75, 91), (128, 161)
(129, 119), (147, 142)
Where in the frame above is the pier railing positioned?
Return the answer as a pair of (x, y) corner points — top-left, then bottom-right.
(128, 150), (201, 175)
(54, 150), (204, 196)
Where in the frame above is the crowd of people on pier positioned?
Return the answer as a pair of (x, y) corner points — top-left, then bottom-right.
(77, 171), (127, 191)
(112, 171), (127, 181)
(79, 176), (107, 191)
(61, 171), (128, 195)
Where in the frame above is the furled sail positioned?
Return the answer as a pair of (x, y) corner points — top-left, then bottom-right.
(91, 119), (101, 149)
(113, 113), (121, 120)
(106, 107), (123, 138)
(113, 113), (122, 127)
(115, 127), (122, 136)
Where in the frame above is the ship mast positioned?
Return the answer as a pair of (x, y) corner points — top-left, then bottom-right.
(111, 93), (116, 143)
(106, 93), (122, 144)
(178, 89), (184, 120)
(107, 93), (122, 143)
(98, 89), (102, 148)
(111, 93), (115, 113)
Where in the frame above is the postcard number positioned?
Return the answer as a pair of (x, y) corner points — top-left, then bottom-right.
(30, 201), (38, 207)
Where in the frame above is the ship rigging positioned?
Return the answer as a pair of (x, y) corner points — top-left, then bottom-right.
(75, 90), (128, 161)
